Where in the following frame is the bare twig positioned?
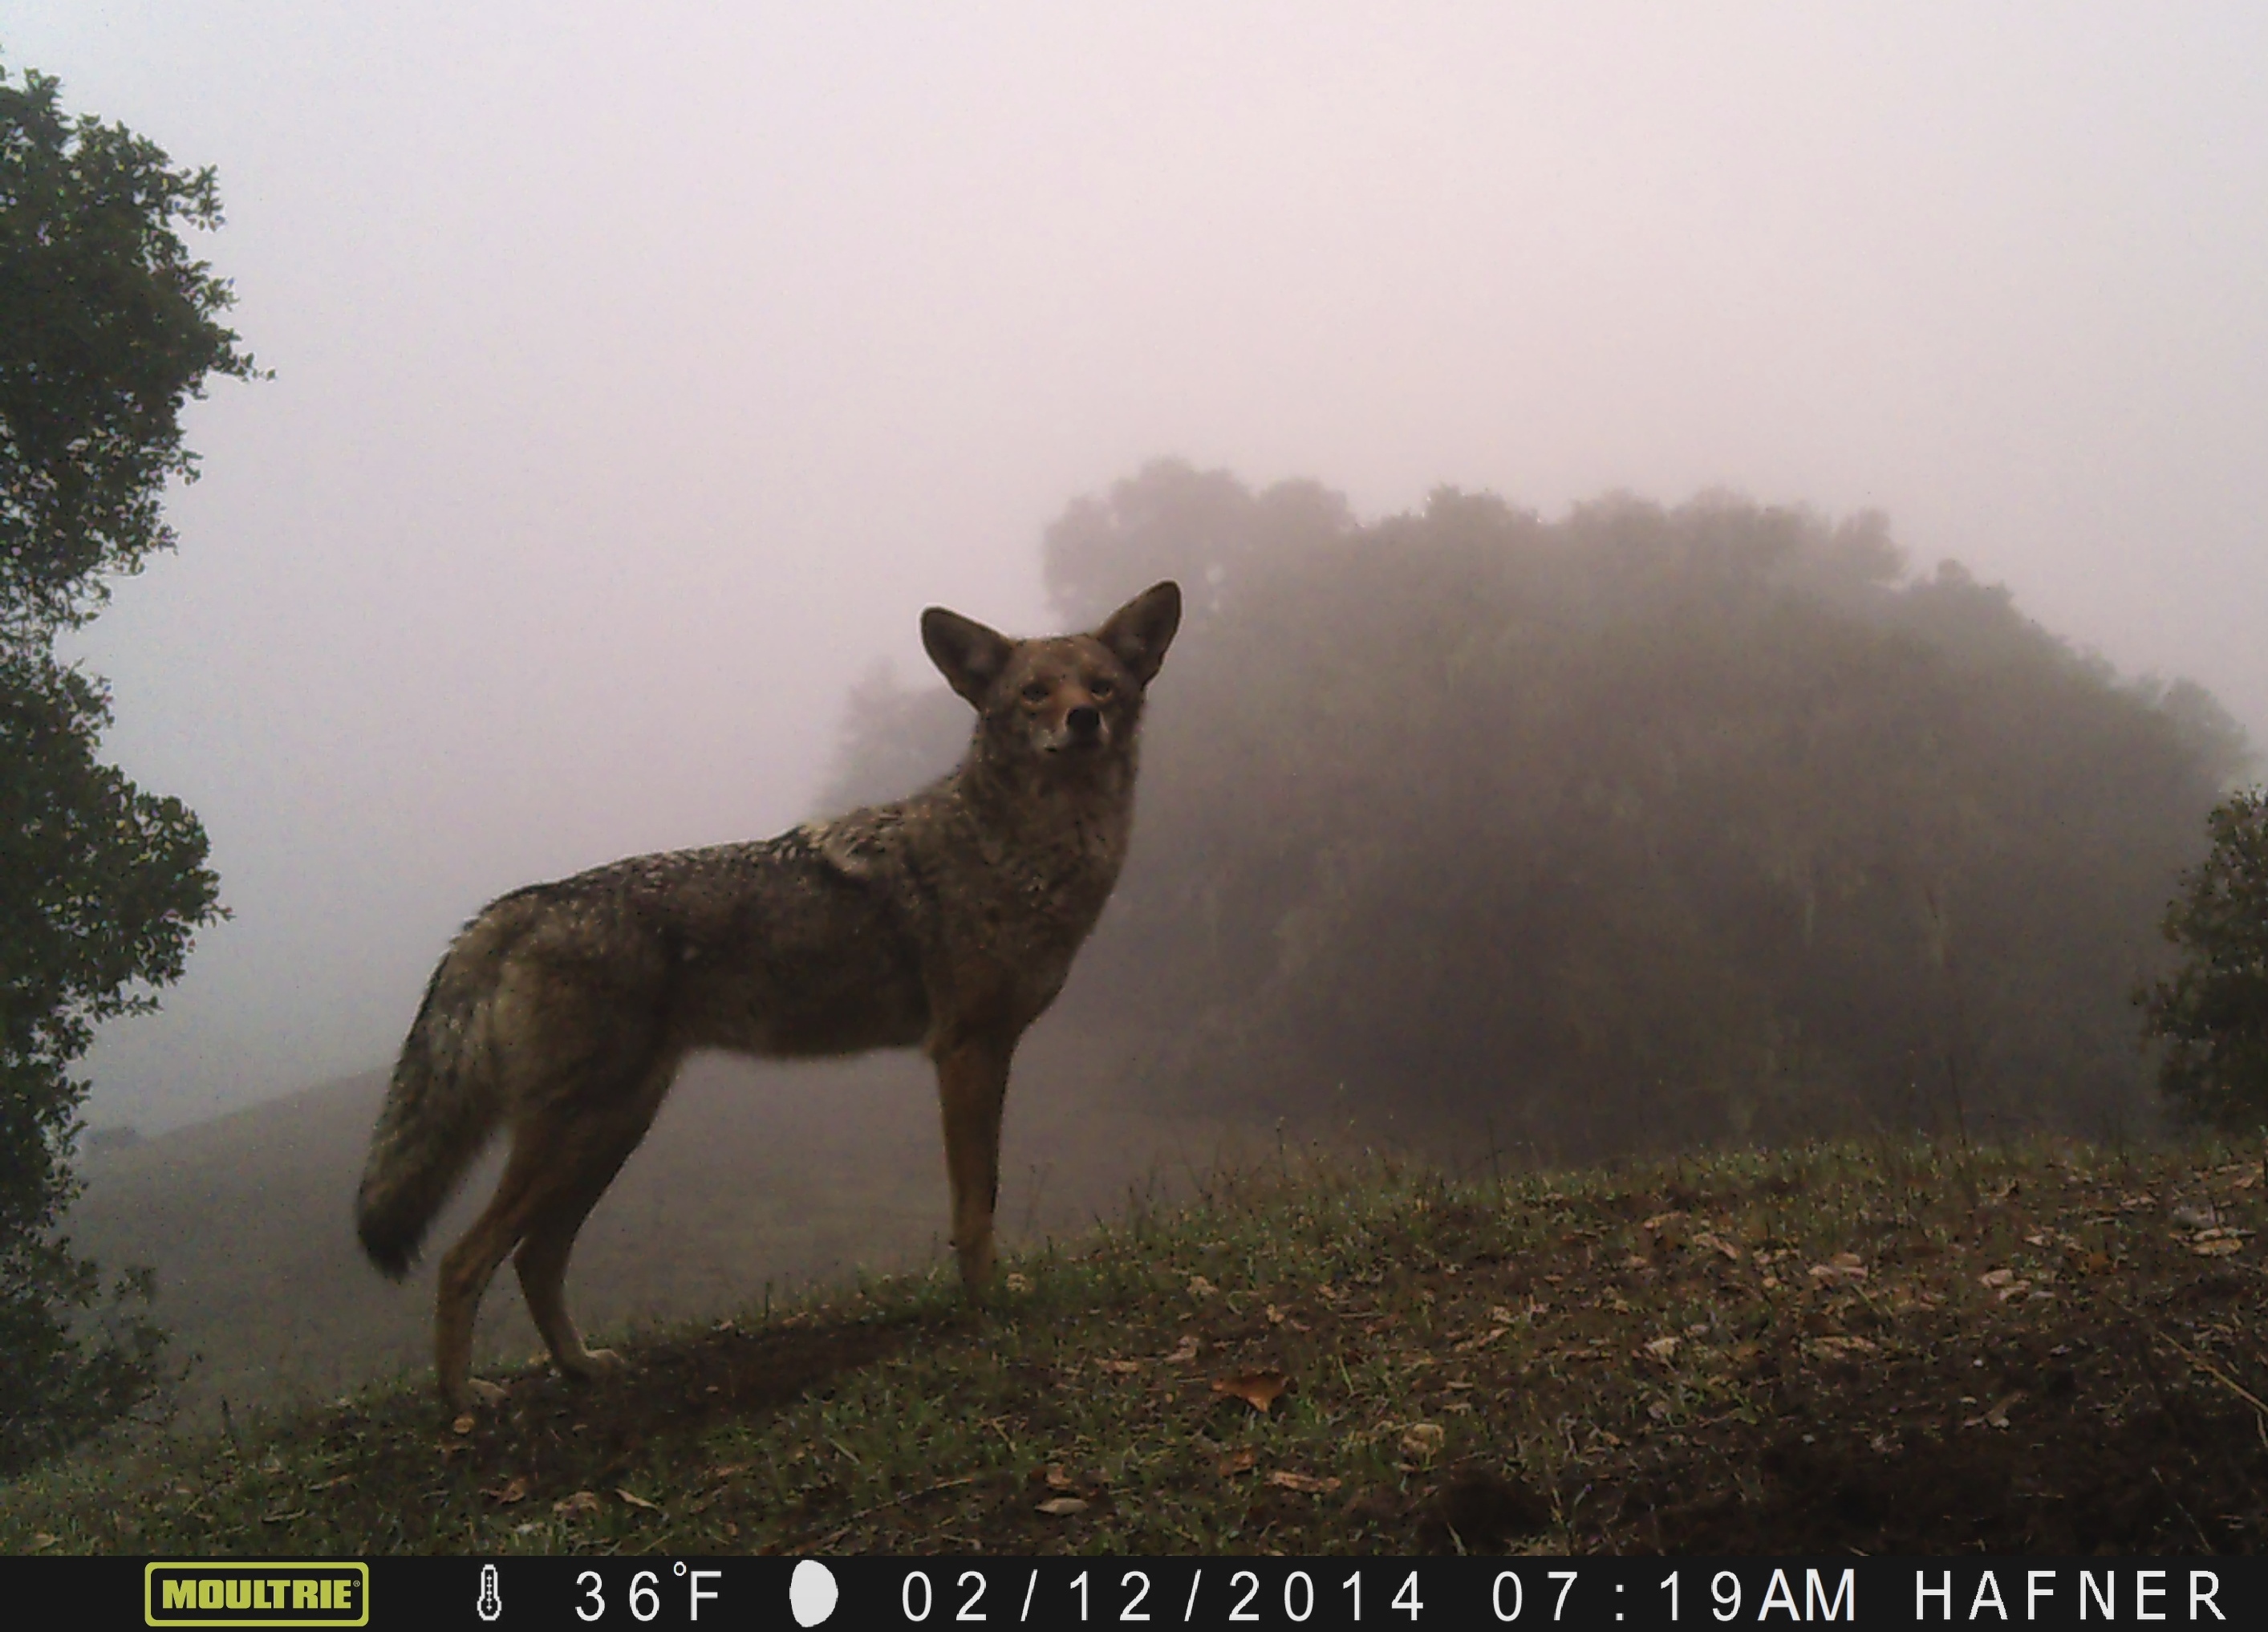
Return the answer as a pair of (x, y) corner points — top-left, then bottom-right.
(2124, 1302), (2268, 1450)
(799, 1474), (976, 1553)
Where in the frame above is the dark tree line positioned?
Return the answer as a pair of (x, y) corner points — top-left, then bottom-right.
(827, 461), (2252, 1159)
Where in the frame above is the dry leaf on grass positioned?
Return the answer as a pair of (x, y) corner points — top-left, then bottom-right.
(2192, 1235), (2244, 1257)
(1217, 1447), (1257, 1477)
(1963, 1390), (2027, 1430)
(1978, 1267), (2034, 1300)
(1399, 1423), (1446, 1459)
(1644, 1336), (1682, 1360)
(1693, 1231), (1743, 1261)
(1808, 1253), (1868, 1285)
(1097, 1358), (1144, 1374)
(1045, 1465), (1076, 1492)
(1037, 1497), (1089, 1516)
(1267, 1470), (1342, 1495)
(1810, 1335), (1879, 1358)
(482, 1476), (529, 1504)
(1187, 1275), (1219, 1297)
(553, 1491), (602, 1519)
(1214, 1370), (1291, 1412)
(1167, 1334), (1201, 1364)
(1004, 1273), (1032, 1293)
(617, 1488), (663, 1512)
(450, 1414), (476, 1436)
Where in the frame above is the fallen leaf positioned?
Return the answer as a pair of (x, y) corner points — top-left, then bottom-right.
(1964, 1390), (2027, 1430)
(616, 1488), (663, 1512)
(707, 1463), (751, 1481)
(1490, 1305), (1519, 1325)
(553, 1491), (602, 1519)
(1037, 1497), (1089, 1516)
(30, 1533), (55, 1552)
(1214, 1370), (1291, 1412)
(1645, 1336), (1682, 1360)
(1167, 1334), (1201, 1364)
(1810, 1335), (1879, 1358)
(2193, 1236), (2243, 1257)
(1004, 1273), (1032, 1293)
(1642, 1211), (1688, 1231)
(1045, 1465), (1076, 1492)
(1096, 1358), (1144, 1374)
(1216, 1447), (1257, 1477)
(1267, 1470), (1342, 1495)
(483, 1476), (529, 1505)
(1978, 1268), (2019, 1288)
(1399, 1423), (1446, 1459)
(1808, 1253), (1867, 1285)
(1693, 1232), (1743, 1262)
(450, 1414), (476, 1436)
(1187, 1275), (1219, 1297)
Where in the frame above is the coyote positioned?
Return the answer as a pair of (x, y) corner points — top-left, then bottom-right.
(355, 583), (1181, 1410)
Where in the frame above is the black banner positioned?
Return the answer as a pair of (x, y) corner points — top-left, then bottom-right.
(9, 1555), (2256, 1629)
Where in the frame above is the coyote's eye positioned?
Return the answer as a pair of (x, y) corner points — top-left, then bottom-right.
(1088, 676), (1115, 699)
(1020, 680), (1051, 704)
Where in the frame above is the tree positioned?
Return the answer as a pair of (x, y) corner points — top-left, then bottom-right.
(976, 469), (2245, 1156)
(2139, 787), (2268, 1131)
(1, 63), (256, 1472)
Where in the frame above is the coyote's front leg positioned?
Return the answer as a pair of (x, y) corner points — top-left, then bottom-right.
(933, 1033), (1016, 1295)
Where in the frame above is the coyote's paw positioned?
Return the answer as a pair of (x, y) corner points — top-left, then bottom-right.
(559, 1346), (626, 1382)
(445, 1375), (509, 1414)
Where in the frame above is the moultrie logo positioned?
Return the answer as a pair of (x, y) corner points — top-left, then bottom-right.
(143, 1562), (368, 1627)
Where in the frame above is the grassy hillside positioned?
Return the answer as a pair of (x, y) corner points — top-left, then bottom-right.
(63, 1030), (1252, 1427)
(10, 1138), (2266, 1556)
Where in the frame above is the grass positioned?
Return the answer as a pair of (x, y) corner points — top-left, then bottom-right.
(6, 1135), (2266, 1556)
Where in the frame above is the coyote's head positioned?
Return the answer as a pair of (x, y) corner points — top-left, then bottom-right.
(921, 582), (1182, 773)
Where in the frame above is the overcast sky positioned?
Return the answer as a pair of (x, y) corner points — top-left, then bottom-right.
(5, 4), (2264, 1131)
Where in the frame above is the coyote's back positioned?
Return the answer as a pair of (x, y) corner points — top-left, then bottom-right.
(355, 581), (1181, 1411)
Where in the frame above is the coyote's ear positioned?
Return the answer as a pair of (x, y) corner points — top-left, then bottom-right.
(922, 607), (1016, 706)
(1095, 581), (1182, 685)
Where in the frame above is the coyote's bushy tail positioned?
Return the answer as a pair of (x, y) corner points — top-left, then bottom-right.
(355, 914), (517, 1277)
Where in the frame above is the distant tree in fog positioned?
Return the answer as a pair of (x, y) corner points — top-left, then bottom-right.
(809, 660), (967, 814)
(2139, 787), (2268, 1131)
(824, 464), (2251, 1160)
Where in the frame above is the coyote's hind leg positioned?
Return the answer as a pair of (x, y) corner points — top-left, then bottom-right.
(513, 1061), (677, 1382)
(433, 1125), (563, 1412)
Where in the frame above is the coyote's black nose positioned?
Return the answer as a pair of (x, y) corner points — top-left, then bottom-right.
(1068, 705), (1102, 739)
